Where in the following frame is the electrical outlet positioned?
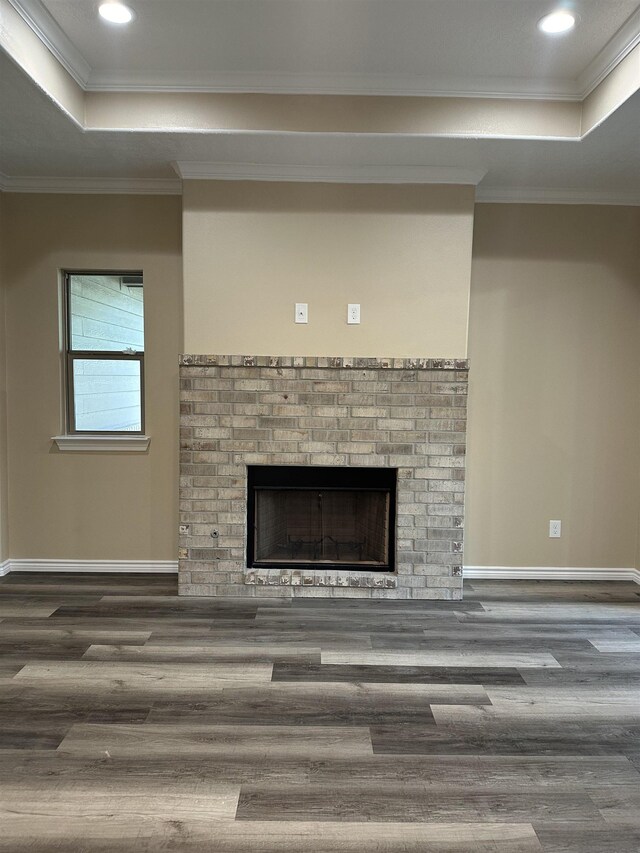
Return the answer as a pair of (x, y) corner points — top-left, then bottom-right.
(347, 304), (361, 324)
(549, 520), (562, 538)
(295, 303), (308, 324)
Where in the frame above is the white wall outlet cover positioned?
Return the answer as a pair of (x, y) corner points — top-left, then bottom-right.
(295, 303), (308, 324)
(549, 520), (562, 538)
(347, 303), (361, 324)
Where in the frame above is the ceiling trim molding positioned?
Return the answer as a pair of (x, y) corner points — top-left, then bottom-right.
(476, 186), (640, 206)
(7, 0), (90, 87)
(577, 5), (640, 98)
(86, 70), (582, 101)
(0, 175), (183, 194)
(173, 162), (487, 185)
(4, 178), (639, 203)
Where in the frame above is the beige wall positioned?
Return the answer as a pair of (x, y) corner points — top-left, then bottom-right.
(2, 194), (182, 560)
(2, 191), (639, 572)
(0, 192), (8, 561)
(466, 204), (640, 570)
(183, 181), (475, 357)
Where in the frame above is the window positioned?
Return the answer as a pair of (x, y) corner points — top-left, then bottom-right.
(64, 272), (144, 434)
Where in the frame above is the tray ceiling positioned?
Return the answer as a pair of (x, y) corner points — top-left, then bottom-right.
(32, 0), (640, 98)
(2, 0), (640, 201)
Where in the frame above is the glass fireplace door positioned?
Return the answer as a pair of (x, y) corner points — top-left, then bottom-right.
(247, 465), (397, 572)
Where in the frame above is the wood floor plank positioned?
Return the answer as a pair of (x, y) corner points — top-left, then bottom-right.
(254, 616), (464, 633)
(520, 668), (640, 687)
(150, 630), (374, 649)
(272, 662), (528, 684)
(422, 625), (640, 638)
(0, 627), (152, 643)
(588, 638), (640, 652)
(0, 750), (312, 785)
(371, 635), (595, 652)
(270, 601), (485, 613)
(57, 722), (374, 758)
(13, 660), (274, 690)
(0, 787), (239, 818)
(0, 615), (230, 634)
(0, 603), (60, 617)
(464, 581), (640, 603)
(83, 643), (322, 664)
(235, 782), (602, 823)
(322, 650), (562, 668)
(0, 788), (240, 852)
(1, 572), (178, 597)
(433, 704), (640, 723)
(0, 821), (544, 853)
(0, 640), (93, 661)
(461, 602), (640, 624)
(370, 722), (640, 756)
(303, 754), (640, 789)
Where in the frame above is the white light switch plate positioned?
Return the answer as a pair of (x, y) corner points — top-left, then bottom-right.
(295, 303), (308, 324)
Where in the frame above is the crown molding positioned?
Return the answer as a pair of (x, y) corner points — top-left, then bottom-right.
(174, 162), (487, 185)
(6, 0), (90, 87)
(0, 175), (182, 194)
(85, 69), (582, 100)
(577, 5), (640, 98)
(4, 174), (638, 204)
(476, 186), (640, 206)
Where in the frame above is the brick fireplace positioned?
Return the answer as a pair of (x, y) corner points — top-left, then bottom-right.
(178, 355), (468, 600)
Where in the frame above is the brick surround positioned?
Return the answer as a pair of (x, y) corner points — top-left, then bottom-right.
(178, 355), (468, 600)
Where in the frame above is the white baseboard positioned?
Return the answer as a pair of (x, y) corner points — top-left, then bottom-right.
(3, 559), (178, 574)
(1, 560), (638, 584)
(464, 565), (640, 584)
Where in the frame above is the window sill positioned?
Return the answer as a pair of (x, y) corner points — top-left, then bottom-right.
(52, 435), (151, 452)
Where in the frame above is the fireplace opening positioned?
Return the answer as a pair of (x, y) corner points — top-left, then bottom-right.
(247, 466), (397, 572)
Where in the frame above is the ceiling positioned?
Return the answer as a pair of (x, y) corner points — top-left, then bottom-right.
(2, 0), (640, 201)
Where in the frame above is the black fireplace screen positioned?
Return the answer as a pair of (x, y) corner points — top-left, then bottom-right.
(247, 466), (396, 572)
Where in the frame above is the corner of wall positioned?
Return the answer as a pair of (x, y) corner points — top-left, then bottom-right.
(0, 191), (8, 561)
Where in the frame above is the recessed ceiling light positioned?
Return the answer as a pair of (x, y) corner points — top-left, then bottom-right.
(537, 10), (576, 34)
(98, 2), (134, 24)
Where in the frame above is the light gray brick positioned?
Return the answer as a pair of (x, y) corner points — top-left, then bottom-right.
(377, 418), (414, 430)
(426, 576), (463, 588)
(349, 455), (387, 466)
(299, 441), (337, 453)
(338, 442), (376, 454)
(411, 588), (453, 600)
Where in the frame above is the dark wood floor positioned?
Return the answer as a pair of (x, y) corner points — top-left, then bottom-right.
(1, 574), (640, 852)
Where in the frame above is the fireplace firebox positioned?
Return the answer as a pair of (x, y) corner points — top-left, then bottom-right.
(247, 466), (397, 572)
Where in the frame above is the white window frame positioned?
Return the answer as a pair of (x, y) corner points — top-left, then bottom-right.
(52, 270), (150, 452)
